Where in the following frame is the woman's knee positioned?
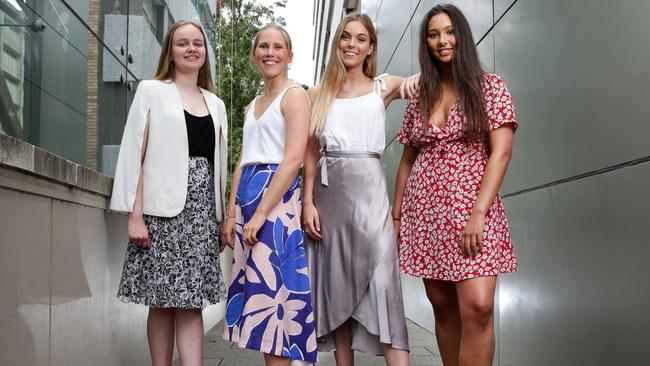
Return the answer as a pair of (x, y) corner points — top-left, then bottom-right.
(460, 298), (494, 328)
(423, 280), (459, 322)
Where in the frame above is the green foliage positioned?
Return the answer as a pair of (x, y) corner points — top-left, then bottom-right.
(215, 0), (286, 191)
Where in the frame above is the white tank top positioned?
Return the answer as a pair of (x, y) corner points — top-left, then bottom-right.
(319, 74), (388, 153)
(240, 86), (298, 167)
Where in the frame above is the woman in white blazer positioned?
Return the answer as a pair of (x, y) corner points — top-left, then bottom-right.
(110, 20), (227, 366)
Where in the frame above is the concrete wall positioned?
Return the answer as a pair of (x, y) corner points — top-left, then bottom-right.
(362, 0), (650, 364)
(0, 134), (229, 365)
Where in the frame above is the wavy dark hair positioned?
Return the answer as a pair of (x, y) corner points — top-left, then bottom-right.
(418, 4), (486, 141)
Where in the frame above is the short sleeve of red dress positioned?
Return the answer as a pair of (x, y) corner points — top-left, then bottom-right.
(397, 96), (421, 147)
(483, 74), (518, 132)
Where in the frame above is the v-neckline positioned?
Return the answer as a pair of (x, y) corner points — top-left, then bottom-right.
(171, 81), (210, 117)
(428, 98), (459, 132)
(252, 87), (288, 121)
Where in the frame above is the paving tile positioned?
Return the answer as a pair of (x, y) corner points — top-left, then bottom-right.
(202, 319), (442, 365)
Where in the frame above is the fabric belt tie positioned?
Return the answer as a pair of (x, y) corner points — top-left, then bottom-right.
(318, 151), (381, 186)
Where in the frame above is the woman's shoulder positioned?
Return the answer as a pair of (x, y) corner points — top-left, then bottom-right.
(306, 84), (320, 101)
(139, 78), (172, 88)
(200, 87), (226, 109)
(482, 73), (508, 90)
(134, 79), (174, 96)
(283, 83), (309, 101)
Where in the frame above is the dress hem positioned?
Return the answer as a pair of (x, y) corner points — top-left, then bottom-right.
(400, 267), (518, 282)
(117, 294), (227, 309)
(223, 338), (317, 363)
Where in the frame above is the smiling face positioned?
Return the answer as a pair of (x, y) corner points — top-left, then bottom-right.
(426, 12), (457, 64)
(337, 20), (375, 70)
(252, 27), (292, 78)
(170, 23), (206, 73)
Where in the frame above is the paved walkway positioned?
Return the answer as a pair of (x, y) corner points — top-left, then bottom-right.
(197, 319), (443, 366)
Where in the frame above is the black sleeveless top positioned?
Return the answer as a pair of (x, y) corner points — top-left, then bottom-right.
(184, 110), (215, 162)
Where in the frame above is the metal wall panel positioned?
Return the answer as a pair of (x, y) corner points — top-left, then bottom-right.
(374, 0), (412, 72)
(493, 0), (515, 21)
(450, 0), (493, 41)
(496, 0), (650, 194)
(477, 31), (494, 72)
(361, 0), (380, 19)
(499, 163), (650, 365)
(0, 188), (51, 366)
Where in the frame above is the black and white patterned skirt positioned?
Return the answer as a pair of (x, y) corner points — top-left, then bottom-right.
(117, 156), (227, 309)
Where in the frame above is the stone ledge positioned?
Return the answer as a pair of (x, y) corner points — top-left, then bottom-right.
(0, 133), (113, 197)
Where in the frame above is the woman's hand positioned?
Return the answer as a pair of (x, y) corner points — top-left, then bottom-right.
(400, 73), (420, 99)
(302, 203), (322, 240)
(242, 211), (266, 246)
(128, 213), (150, 249)
(220, 217), (236, 251)
(461, 210), (486, 256)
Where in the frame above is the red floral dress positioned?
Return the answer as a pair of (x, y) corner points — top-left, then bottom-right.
(397, 73), (518, 281)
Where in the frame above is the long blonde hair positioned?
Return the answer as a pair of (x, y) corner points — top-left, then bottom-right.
(154, 20), (213, 91)
(310, 13), (377, 136)
(251, 24), (293, 58)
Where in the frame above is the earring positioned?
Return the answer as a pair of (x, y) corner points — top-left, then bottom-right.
(288, 62), (292, 70)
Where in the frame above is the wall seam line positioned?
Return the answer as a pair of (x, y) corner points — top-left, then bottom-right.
(502, 155), (650, 198)
(381, 0), (422, 74)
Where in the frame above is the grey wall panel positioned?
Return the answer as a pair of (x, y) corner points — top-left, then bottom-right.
(383, 25), (411, 156)
(381, 136), (403, 206)
(494, 0), (515, 21)
(0, 188), (51, 366)
(477, 31), (494, 72)
(496, 0), (650, 194)
(381, 13), (412, 78)
(450, 0), (493, 41)
(361, 0), (381, 19)
(401, 274), (435, 334)
(381, 17), (411, 228)
(499, 163), (650, 365)
(409, 0), (425, 74)
(51, 201), (107, 365)
(374, 0), (412, 72)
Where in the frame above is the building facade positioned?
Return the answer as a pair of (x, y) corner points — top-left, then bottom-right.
(0, 1), (227, 365)
(0, 0), (219, 175)
(314, 0), (650, 365)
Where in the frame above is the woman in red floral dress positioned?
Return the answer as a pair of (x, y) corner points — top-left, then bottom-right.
(393, 4), (518, 366)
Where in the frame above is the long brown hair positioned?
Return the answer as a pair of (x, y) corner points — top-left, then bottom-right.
(154, 20), (213, 91)
(418, 4), (486, 141)
(310, 13), (377, 136)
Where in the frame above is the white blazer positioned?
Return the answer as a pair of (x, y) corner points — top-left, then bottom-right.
(109, 79), (228, 220)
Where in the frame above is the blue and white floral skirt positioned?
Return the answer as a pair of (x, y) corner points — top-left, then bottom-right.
(117, 156), (227, 309)
(223, 164), (317, 363)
